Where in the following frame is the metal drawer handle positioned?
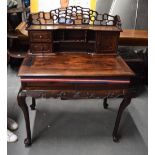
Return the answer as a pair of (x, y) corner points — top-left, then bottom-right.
(39, 35), (43, 38)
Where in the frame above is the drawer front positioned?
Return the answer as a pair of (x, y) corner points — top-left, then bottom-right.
(29, 31), (52, 42)
(30, 43), (52, 53)
(23, 81), (129, 90)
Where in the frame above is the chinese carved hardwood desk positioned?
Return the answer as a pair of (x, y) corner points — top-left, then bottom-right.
(17, 6), (135, 146)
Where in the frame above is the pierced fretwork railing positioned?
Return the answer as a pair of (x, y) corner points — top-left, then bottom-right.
(29, 6), (121, 29)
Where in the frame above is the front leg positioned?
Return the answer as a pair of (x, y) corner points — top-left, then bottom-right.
(17, 91), (32, 146)
(112, 94), (131, 142)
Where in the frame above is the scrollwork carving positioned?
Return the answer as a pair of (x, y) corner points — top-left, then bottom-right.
(20, 89), (129, 99)
(29, 6), (121, 29)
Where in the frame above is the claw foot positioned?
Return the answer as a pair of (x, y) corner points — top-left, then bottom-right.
(24, 138), (32, 147)
(113, 135), (120, 142)
(30, 104), (35, 110)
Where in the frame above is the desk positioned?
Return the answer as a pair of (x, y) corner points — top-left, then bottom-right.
(17, 7), (135, 146)
(18, 54), (134, 146)
(119, 29), (148, 46)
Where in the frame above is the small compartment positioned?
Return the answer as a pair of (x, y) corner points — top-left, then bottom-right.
(64, 29), (85, 41)
(87, 30), (95, 42)
(53, 30), (64, 41)
(53, 42), (95, 53)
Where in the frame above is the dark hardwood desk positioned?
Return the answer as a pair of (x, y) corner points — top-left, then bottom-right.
(18, 53), (134, 146)
(17, 6), (135, 146)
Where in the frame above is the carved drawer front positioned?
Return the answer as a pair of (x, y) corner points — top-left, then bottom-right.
(30, 43), (52, 53)
(29, 31), (52, 42)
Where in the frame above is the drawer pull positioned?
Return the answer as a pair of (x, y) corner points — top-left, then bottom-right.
(39, 35), (43, 38)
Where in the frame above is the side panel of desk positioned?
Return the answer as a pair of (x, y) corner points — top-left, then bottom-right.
(96, 31), (119, 53)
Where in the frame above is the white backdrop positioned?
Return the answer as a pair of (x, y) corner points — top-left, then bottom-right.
(39, 0), (90, 12)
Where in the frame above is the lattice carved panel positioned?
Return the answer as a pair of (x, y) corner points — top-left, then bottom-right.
(29, 6), (121, 28)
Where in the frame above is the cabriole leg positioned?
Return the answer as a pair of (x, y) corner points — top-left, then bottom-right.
(112, 94), (131, 142)
(17, 92), (32, 146)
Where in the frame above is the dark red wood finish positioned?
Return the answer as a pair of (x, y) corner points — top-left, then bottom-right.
(17, 8), (135, 146)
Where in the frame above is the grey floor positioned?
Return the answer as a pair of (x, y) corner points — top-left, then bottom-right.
(7, 66), (148, 155)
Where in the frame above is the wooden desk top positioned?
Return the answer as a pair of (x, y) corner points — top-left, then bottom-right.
(28, 25), (121, 32)
(119, 29), (148, 46)
(18, 54), (134, 77)
(120, 29), (147, 39)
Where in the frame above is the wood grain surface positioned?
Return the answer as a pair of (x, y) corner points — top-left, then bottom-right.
(28, 25), (121, 32)
(119, 29), (148, 46)
(18, 53), (134, 77)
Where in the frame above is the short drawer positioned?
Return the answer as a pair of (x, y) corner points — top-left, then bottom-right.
(29, 31), (52, 42)
(22, 80), (129, 90)
(30, 43), (52, 53)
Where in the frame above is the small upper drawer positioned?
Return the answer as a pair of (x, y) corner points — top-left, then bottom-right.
(29, 31), (52, 42)
(30, 43), (52, 53)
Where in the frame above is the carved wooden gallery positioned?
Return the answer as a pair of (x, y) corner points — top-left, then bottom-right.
(15, 6), (146, 147)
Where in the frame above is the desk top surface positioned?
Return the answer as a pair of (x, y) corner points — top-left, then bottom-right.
(120, 29), (148, 40)
(119, 29), (148, 46)
(18, 54), (134, 77)
(28, 25), (121, 32)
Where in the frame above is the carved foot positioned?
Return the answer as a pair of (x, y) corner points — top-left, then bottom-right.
(30, 97), (36, 110)
(113, 135), (120, 142)
(17, 90), (32, 146)
(103, 98), (108, 109)
(30, 103), (36, 110)
(24, 138), (32, 147)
